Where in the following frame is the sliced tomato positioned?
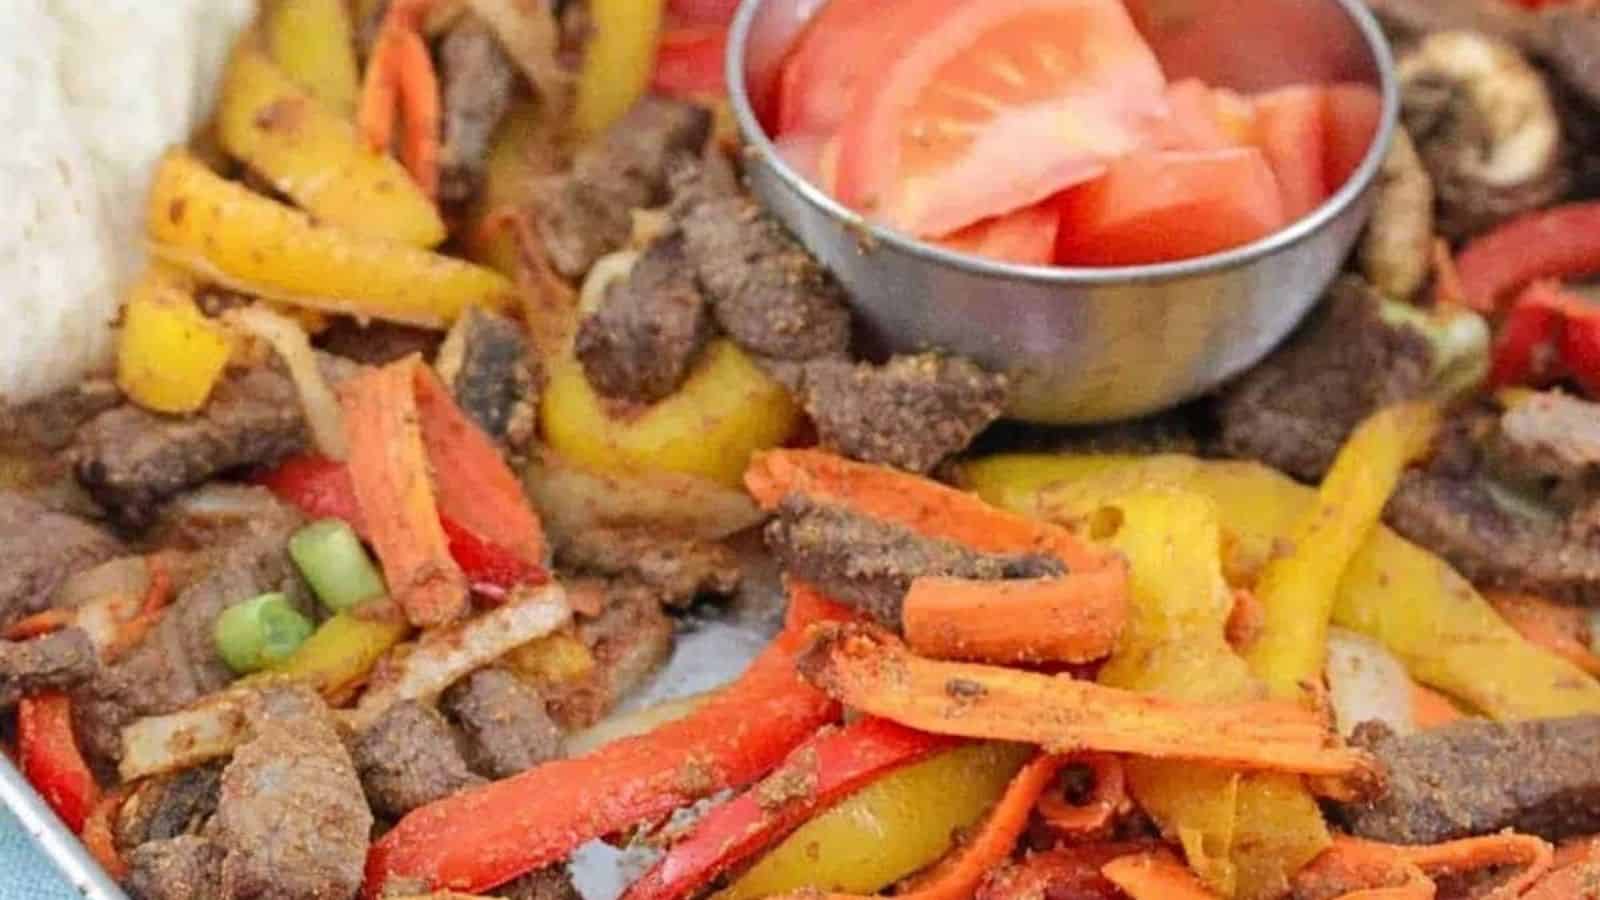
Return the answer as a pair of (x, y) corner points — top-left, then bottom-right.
(1054, 148), (1287, 266)
(775, 0), (889, 138)
(1251, 85), (1329, 221)
(667, 0), (740, 26)
(774, 132), (839, 193)
(936, 202), (1061, 265)
(1158, 79), (1256, 151)
(1323, 83), (1383, 191)
(651, 26), (728, 98)
(833, 0), (1170, 238)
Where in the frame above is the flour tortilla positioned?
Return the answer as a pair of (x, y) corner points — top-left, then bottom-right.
(0, 0), (254, 403)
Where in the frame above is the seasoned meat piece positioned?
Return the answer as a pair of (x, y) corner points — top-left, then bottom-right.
(126, 836), (226, 900)
(1338, 717), (1600, 843)
(531, 97), (712, 278)
(0, 628), (95, 710)
(315, 319), (441, 367)
(557, 528), (740, 608)
(436, 307), (539, 453)
(119, 763), (224, 847)
(443, 668), (563, 779)
(353, 700), (484, 819)
(73, 501), (307, 765)
(1218, 278), (1434, 482)
(0, 492), (122, 627)
(1539, 7), (1600, 108)
(765, 496), (1065, 626)
(74, 367), (309, 529)
(798, 354), (1009, 474)
(214, 685), (371, 900)
(439, 14), (517, 206)
(1496, 391), (1600, 486)
(546, 580), (674, 730)
(498, 867), (583, 900)
(575, 232), (713, 403)
(0, 379), (120, 452)
(669, 158), (852, 361)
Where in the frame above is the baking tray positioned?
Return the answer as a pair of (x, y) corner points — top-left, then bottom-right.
(1, 753), (127, 900)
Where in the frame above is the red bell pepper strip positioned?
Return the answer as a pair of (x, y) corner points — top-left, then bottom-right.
(651, 26), (728, 98)
(1488, 281), (1600, 397)
(623, 717), (961, 900)
(362, 595), (859, 896)
(17, 692), (100, 833)
(257, 454), (546, 601)
(1448, 201), (1600, 312)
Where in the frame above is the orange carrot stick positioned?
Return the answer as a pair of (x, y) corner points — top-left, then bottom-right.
(1409, 682), (1467, 729)
(104, 554), (175, 662)
(1101, 849), (1223, 900)
(1398, 833), (1553, 897)
(901, 570), (1127, 666)
(1487, 592), (1600, 676)
(746, 449), (1115, 572)
(1294, 834), (1553, 900)
(81, 785), (132, 881)
(392, 27), (440, 198)
(412, 364), (547, 565)
(2, 610), (71, 641)
(1035, 753), (1127, 841)
(796, 623), (1381, 792)
(1521, 861), (1600, 900)
(341, 359), (468, 627)
(358, 31), (398, 151)
(1554, 836), (1600, 870)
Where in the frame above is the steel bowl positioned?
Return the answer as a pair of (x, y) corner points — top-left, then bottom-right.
(726, 0), (1400, 424)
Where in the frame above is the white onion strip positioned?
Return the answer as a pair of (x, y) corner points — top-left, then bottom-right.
(228, 305), (348, 461)
(1325, 627), (1416, 738)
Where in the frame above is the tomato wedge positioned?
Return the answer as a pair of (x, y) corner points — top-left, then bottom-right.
(651, 26), (729, 98)
(1158, 79), (1253, 152)
(1323, 83), (1383, 191)
(833, 0), (1170, 238)
(1054, 148), (1286, 266)
(936, 202), (1061, 266)
(774, 133), (839, 193)
(1251, 85), (1329, 221)
(775, 0), (886, 137)
(667, 0), (740, 26)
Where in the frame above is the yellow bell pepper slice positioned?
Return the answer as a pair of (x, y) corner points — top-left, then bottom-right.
(146, 150), (512, 329)
(1097, 490), (1330, 900)
(269, 610), (410, 700)
(502, 630), (596, 687)
(960, 454), (1600, 720)
(264, 0), (361, 118)
(541, 341), (800, 488)
(573, 0), (665, 138)
(717, 742), (1032, 900)
(116, 265), (233, 414)
(219, 41), (446, 247)
(1247, 403), (1440, 701)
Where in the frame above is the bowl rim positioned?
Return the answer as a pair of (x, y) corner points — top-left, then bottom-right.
(724, 0), (1401, 286)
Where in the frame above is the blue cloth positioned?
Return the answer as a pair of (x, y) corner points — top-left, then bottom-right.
(0, 807), (78, 899)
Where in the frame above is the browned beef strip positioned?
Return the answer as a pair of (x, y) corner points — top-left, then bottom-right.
(556, 528), (740, 609)
(215, 685), (371, 900)
(439, 13), (518, 207)
(73, 501), (308, 766)
(74, 367), (309, 529)
(0, 629), (96, 710)
(797, 354), (1009, 475)
(442, 668), (563, 779)
(1496, 391), (1600, 487)
(315, 318), (442, 367)
(1538, 7), (1600, 109)
(669, 158), (853, 361)
(352, 699), (484, 820)
(1217, 278), (1434, 482)
(118, 763), (224, 848)
(498, 866), (583, 900)
(545, 580), (674, 730)
(764, 496), (1065, 626)
(531, 97), (712, 278)
(126, 836), (226, 900)
(0, 491), (123, 628)
(1337, 717), (1600, 843)
(575, 232), (713, 403)
(0, 379), (120, 453)
(436, 307), (539, 453)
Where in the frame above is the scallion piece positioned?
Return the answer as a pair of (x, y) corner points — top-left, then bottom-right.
(214, 592), (315, 674)
(289, 518), (387, 613)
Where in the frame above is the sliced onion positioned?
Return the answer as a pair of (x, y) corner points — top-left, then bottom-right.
(1325, 627), (1416, 738)
(578, 250), (640, 316)
(563, 693), (708, 757)
(228, 305), (347, 461)
(629, 209), (674, 249)
(467, 0), (571, 107)
(527, 450), (765, 542)
(119, 690), (254, 781)
(52, 557), (152, 653)
(342, 583), (572, 731)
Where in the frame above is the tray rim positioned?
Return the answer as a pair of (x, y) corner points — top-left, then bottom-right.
(1, 752), (129, 899)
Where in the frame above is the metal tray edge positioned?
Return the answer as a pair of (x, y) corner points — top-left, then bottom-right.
(2, 753), (129, 899)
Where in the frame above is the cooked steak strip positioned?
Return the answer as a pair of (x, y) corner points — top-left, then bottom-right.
(498, 866), (584, 900)
(315, 319), (442, 367)
(764, 496), (1066, 626)
(1217, 277), (1434, 482)
(797, 354), (1009, 475)
(74, 367), (310, 529)
(120, 763), (224, 847)
(1338, 717), (1600, 843)
(556, 528), (740, 609)
(0, 629), (96, 710)
(353, 700), (484, 820)
(126, 835), (226, 900)
(669, 157), (853, 361)
(1496, 391), (1600, 487)
(0, 491), (123, 628)
(0, 379), (120, 453)
(442, 668), (563, 779)
(439, 13), (518, 207)
(214, 685), (371, 900)
(531, 97), (711, 278)
(436, 307), (539, 453)
(575, 232), (713, 403)
(545, 581), (674, 730)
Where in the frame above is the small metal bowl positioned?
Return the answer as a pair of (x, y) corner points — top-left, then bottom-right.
(726, 0), (1400, 424)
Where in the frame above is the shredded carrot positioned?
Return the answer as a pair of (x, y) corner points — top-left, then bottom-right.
(787, 580), (867, 631)
(357, 32), (398, 151)
(795, 623), (1381, 793)
(1488, 591), (1600, 677)
(1433, 237), (1468, 311)
(901, 571), (1127, 666)
(1521, 860), (1600, 900)
(1225, 588), (1264, 651)
(104, 554), (175, 662)
(1410, 682), (1467, 729)
(2, 610), (71, 641)
(81, 785), (133, 881)
(358, 0), (441, 195)
(1035, 753), (1127, 842)
(1554, 836), (1600, 870)
(341, 358), (468, 627)
(1397, 833), (1553, 897)
(1293, 834), (1554, 900)
(1101, 849), (1222, 900)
